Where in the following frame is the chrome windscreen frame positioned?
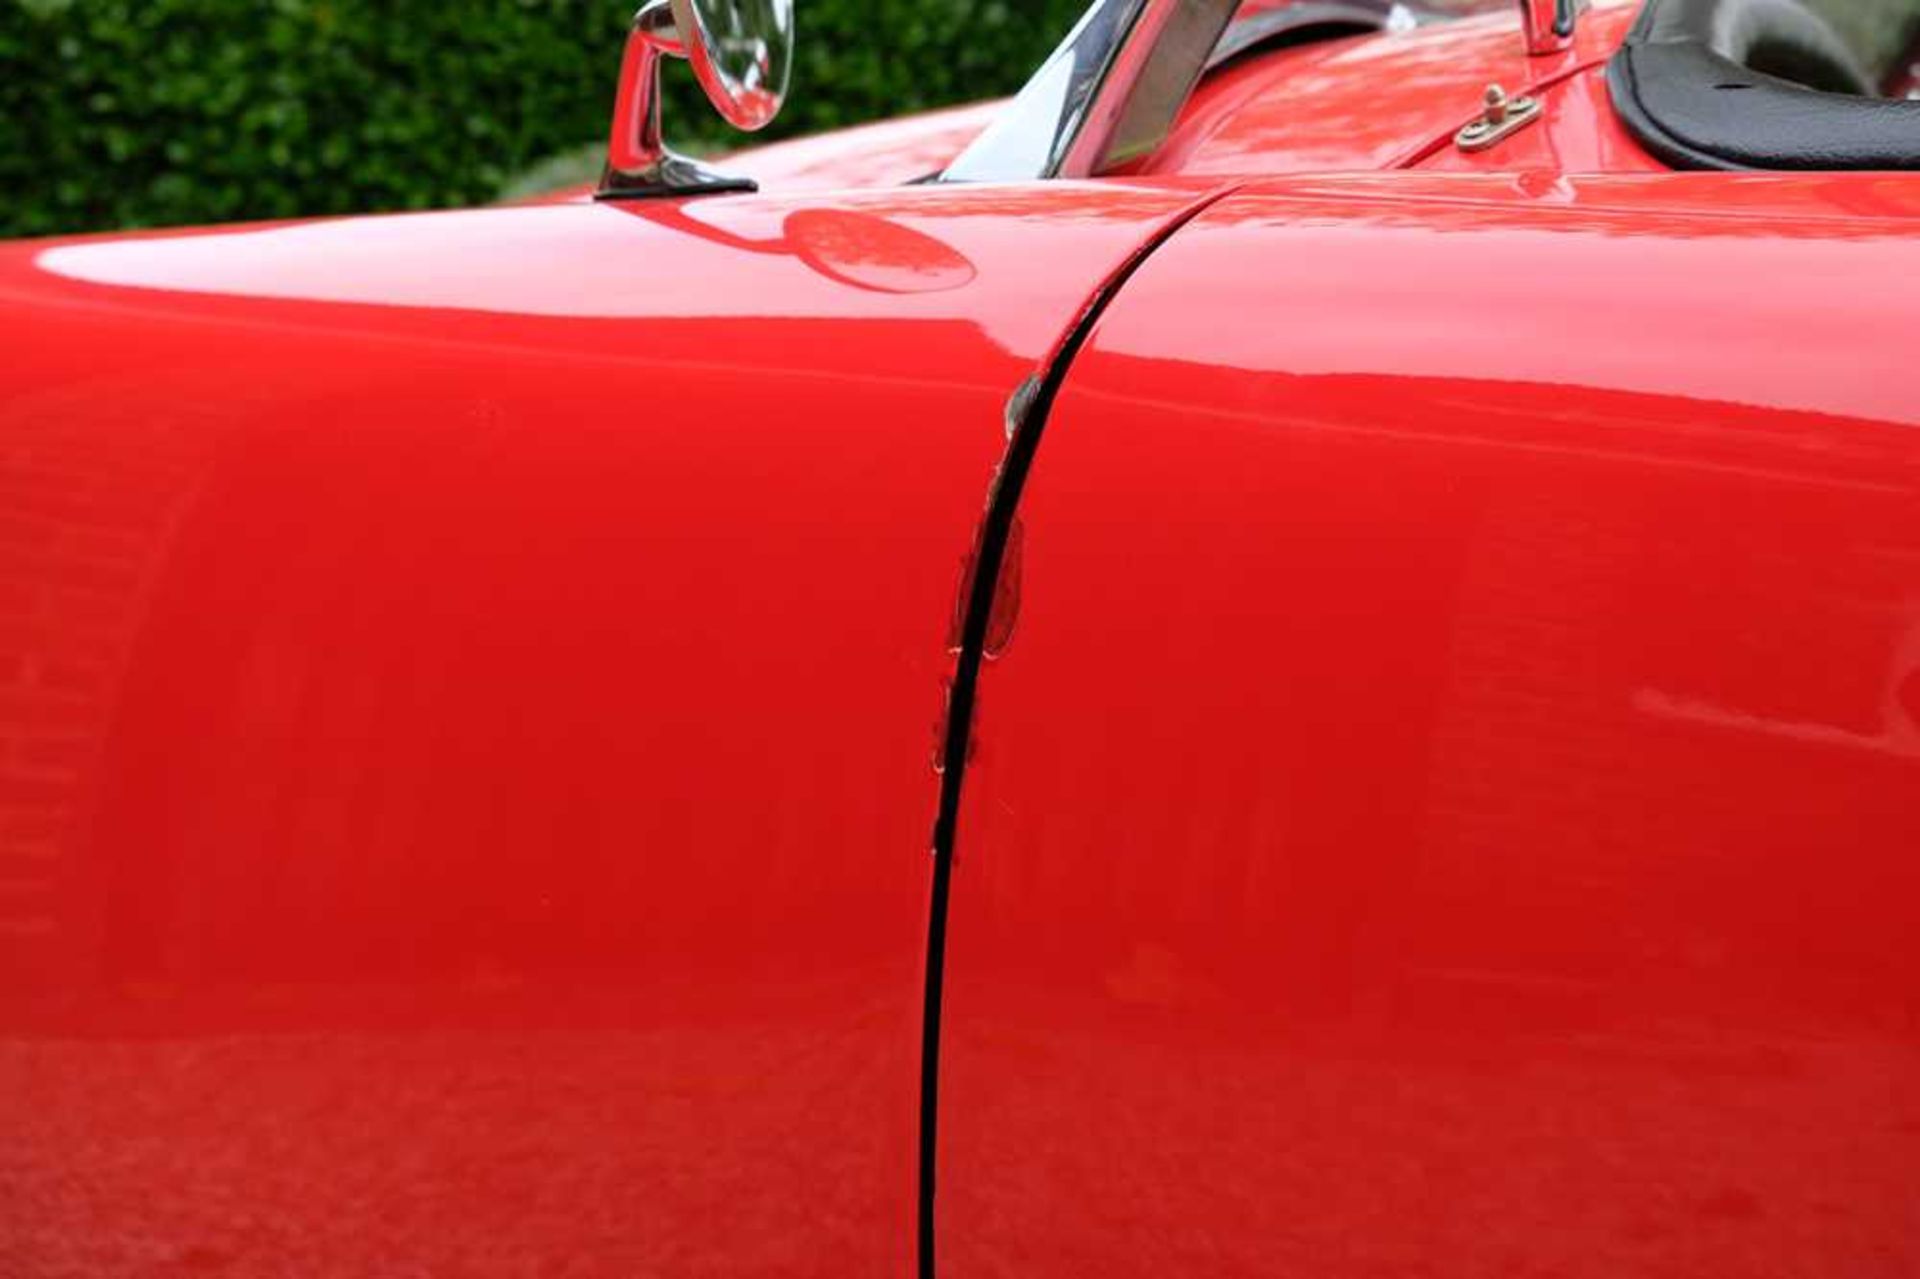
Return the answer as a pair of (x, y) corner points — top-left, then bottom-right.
(940, 0), (1570, 184)
(941, 0), (1240, 183)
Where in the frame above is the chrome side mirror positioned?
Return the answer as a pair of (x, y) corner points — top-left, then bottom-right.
(598, 0), (794, 201)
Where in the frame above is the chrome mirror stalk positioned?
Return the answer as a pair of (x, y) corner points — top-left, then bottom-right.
(597, 0), (761, 201)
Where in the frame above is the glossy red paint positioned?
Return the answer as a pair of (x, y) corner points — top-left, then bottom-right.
(1138, 0), (1639, 177)
(0, 180), (1214, 1276)
(939, 172), (1920, 1278)
(10, 1), (1920, 1273)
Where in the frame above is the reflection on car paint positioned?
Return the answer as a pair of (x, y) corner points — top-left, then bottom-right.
(939, 170), (1920, 1279)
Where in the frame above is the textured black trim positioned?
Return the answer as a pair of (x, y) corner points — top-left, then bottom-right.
(1607, 0), (1920, 171)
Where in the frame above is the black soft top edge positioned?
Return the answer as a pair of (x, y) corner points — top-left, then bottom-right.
(1608, 0), (1920, 171)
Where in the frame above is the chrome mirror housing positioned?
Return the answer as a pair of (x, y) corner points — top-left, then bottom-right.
(672, 0), (794, 130)
(598, 0), (795, 201)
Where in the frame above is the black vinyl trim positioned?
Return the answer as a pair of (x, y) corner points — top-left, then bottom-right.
(1607, 0), (1920, 171)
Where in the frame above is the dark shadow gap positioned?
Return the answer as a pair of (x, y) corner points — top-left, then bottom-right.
(914, 186), (1237, 1279)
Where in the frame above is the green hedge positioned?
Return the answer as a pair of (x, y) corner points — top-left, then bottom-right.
(0, 0), (1083, 238)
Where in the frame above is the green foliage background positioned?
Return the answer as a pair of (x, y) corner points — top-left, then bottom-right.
(0, 0), (1083, 238)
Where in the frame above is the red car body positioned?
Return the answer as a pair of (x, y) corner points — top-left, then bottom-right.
(2, 1), (1917, 1275)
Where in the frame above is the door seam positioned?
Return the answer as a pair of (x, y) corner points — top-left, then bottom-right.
(914, 181), (1243, 1279)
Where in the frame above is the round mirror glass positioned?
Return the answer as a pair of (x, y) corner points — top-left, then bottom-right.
(669, 0), (794, 132)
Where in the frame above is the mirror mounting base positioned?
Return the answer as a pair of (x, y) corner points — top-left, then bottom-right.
(596, 153), (757, 202)
(596, 0), (758, 202)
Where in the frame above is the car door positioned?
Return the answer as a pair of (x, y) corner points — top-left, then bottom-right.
(0, 181), (1210, 1276)
(934, 173), (1920, 1277)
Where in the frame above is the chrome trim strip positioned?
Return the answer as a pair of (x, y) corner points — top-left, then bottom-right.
(941, 0), (1153, 183)
(941, 0), (1542, 183)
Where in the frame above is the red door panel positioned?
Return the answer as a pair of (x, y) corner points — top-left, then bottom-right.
(0, 182), (1208, 1277)
(938, 173), (1920, 1277)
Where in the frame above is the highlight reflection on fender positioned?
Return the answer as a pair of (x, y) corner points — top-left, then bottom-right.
(938, 171), (1920, 1279)
(0, 178), (1214, 1278)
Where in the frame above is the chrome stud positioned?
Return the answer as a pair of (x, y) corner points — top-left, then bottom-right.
(1455, 82), (1542, 153)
